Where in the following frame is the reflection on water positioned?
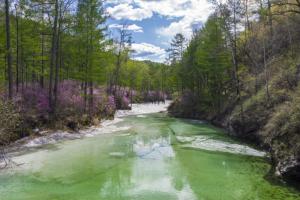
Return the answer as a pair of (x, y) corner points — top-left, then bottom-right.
(0, 113), (300, 200)
(100, 136), (197, 200)
(133, 136), (174, 159)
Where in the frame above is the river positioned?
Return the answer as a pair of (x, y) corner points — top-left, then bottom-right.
(0, 102), (299, 200)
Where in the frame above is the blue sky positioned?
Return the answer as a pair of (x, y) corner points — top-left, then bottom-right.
(104, 0), (213, 63)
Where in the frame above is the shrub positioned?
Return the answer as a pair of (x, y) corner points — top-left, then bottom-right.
(21, 85), (50, 117)
(168, 90), (199, 118)
(55, 81), (117, 127)
(142, 90), (166, 102)
(57, 80), (85, 116)
(112, 87), (131, 110)
(0, 81), (118, 141)
(105, 95), (117, 117)
(0, 100), (22, 145)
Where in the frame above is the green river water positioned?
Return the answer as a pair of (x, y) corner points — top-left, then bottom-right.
(0, 113), (300, 200)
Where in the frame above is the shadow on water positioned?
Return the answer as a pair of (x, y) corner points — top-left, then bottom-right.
(263, 166), (300, 193)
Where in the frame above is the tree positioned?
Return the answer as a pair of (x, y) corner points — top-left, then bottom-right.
(48, 0), (59, 115)
(75, 0), (106, 114)
(5, 0), (13, 99)
(174, 15), (231, 114)
(167, 33), (186, 64)
(111, 24), (132, 93)
(167, 33), (186, 92)
(211, 0), (246, 122)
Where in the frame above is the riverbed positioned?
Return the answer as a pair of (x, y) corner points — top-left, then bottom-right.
(0, 102), (299, 200)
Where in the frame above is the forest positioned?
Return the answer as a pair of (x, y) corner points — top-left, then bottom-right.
(1, 0), (300, 198)
(167, 0), (300, 184)
(0, 0), (171, 145)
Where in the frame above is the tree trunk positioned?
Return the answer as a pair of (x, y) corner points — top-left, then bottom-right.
(49, 0), (59, 114)
(84, 34), (89, 112)
(40, 6), (45, 88)
(5, 0), (13, 99)
(20, 35), (24, 94)
(15, 5), (19, 93)
(89, 81), (93, 116)
(263, 35), (270, 100)
(53, 20), (61, 113)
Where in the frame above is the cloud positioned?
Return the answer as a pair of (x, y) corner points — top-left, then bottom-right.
(106, 0), (213, 40)
(155, 0), (212, 39)
(131, 43), (167, 62)
(106, 3), (152, 21)
(106, 1), (214, 62)
(109, 24), (144, 33)
(127, 24), (144, 32)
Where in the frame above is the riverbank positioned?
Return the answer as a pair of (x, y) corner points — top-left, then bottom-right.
(0, 101), (171, 168)
(1, 110), (299, 200)
(166, 45), (300, 187)
(168, 92), (300, 189)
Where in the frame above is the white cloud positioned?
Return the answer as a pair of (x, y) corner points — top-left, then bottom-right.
(109, 24), (144, 33)
(155, 0), (212, 39)
(106, 0), (213, 40)
(131, 43), (167, 62)
(106, 3), (152, 21)
(127, 24), (143, 32)
(106, 1), (214, 62)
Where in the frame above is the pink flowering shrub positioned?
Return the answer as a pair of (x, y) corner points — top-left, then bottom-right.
(105, 95), (116, 117)
(10, 85), (50, 125)
(112, 87), (131, 110)
(95, 95), (116, 118)
(142, 90), (166, 103)
(110, 86), (167, 109)
(0, 80), (168, 144)
(57, 80), (85, 115)
(1, 81), (117, 137)
(0, 85), (50, 141)
(56, 81), (117, 120)
(21, 85), (50, 116)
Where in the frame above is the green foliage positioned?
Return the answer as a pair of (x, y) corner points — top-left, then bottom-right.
(169, 15), (231, 116)
(115, 60), (168, 92)
(0, 1), (169, 145)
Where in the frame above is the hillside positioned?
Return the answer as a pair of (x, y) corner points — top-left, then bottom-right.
(168, 4), (300, 185)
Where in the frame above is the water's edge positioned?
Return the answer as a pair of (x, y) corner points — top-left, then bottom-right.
(0, 101), (172, 164)
(2, 104), (300, 200)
